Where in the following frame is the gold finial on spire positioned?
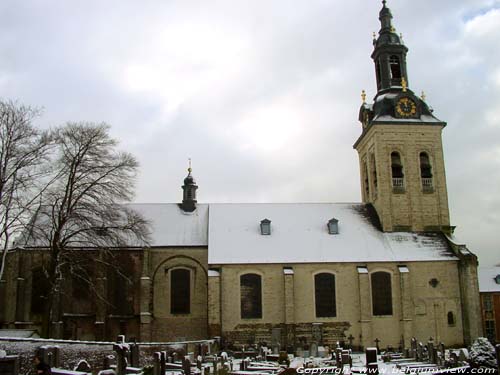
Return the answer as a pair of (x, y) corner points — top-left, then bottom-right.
(401, 77), (407, 92)
(373, 32), (376, 40)
(421, 91), (426, 101)
(188, 158), (192, 173)
(361, 90), (367, 103)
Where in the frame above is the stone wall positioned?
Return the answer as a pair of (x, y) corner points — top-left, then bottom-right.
(355, 124), (450, 232)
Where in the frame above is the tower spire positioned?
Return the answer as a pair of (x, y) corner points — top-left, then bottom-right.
(180, 159), (198, 212)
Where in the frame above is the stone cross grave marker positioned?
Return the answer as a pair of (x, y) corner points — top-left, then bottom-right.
(112, 344), (129, 375)
(410, 338), (417, 358)
(347, 335), (354, 350)
(417, 343), (423, 362)
(427, 339), (435, 364)
(374, 338), (380, 354)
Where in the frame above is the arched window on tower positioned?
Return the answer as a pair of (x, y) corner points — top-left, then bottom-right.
(370, 154), (378, 198)
(376, 60), (382, 90)
(389, 55), (402, 86)
(391, 152), (404, 191)
(171, 268), (191, 314)
(314, 273), (336, 317)
(420, 152), (433, 191)
(240, 273), (262, 319)
(371, 271), (393, 316)
(364, 162), (370, 200)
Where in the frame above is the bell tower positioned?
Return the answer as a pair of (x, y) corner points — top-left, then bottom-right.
(354, 1), (451, 233)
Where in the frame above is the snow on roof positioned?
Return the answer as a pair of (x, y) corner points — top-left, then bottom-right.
(208, 203), (456, 264)
(478, 267), (500, 293)
(129, 203), (208, 247)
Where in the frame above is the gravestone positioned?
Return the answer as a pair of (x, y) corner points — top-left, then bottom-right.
(0, 355), (20, 375)
(103, 355), (114, 370)
(129, 343), (140, 368)
(417, 343), (423, 362)
(410, 338), (417, 358)
(38, 346), (61, 368)
(341, 350), (351, 368)
(153, 352), (162, 375)
(312, 323), (323, 344)
(112, 344), (129, 375)
(336, 348), (342, 367)
(458, 349), (468, 362)
(365, 347), (377, 366)
(427, 340), (435, 364)
(74, 360), (92, 373)
(271, 328), (282, 353)
(182, 356), (192, 375)
(161, 352), (167, 375)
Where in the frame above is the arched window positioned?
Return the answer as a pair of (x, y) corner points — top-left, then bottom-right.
(364, 162), (370, 199)
(240, 274), (262, 319)
(420, 152), (433, 190)
(389, 55), (402, 85)
(315, 273), (336, 317)
(391, 152), (404, 190)
(376, 61), (382, 90)
(371, 271), (393, 316)
(31, 267), (50, 314)
(171, 268), (191, 314)
(447, 311), (455, 326)
(370, 154), (378, 191)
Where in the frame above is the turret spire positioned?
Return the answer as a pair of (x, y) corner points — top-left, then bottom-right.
(180, 159), (198, 212)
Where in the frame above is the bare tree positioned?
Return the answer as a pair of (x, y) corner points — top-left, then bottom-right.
(0, 100), (52, 282)
(28, 122), (150, 338)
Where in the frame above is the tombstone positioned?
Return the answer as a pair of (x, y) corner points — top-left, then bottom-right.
(341, 350), (351, 368)
(271, 328), (282, 352)
(74, 360), (92, 373)
(117, 335), (126, 344)
(427, 340), (435, 364)
(182, 356), (192, 375)
(347, 335), (355, 350)
(410, 338), (417, 358)
(336, 348), (343, 367)
(112, 344), (129, 375)
(161, 352), (167, 375)
(153, 352), (162, 375)
(495, 345), (499, 375)
(38, 346), (61, 368)
(213, 355), (219, 375)
(374, 338), (381, 354)
(173, 352), (179, 363)
(365, 347), (377, 367)
(103, 355), (115, 370)
(417, 343), (423, 362)
(0, 355), (20, 375)
(197, 355), (203, 370)
(129, 343), (140, 368)
(458, 348), (468, 362)
(310, 342), (318, 358)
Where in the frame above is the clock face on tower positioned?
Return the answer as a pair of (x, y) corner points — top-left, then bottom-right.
(395, 97), (418, 118)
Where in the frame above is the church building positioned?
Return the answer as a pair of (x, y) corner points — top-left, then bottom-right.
(0, 1), (482, 349)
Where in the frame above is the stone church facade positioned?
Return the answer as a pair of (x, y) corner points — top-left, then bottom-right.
(0, 2), (482, 349)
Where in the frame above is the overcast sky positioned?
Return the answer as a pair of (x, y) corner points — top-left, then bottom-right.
(1, 0), (499, 266)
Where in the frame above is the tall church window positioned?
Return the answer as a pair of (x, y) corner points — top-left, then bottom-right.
(391, 152), (404, 190)
(364, 162), (370, 200)
(420, 152), (433, 190)
(171, 268), (191, 314)
(315, 273), (336, 317)
(370, 154), (378, 196)
(447, 311), (455, 326)
(389, 55), (402, 85)
(240, 273), (262, 319)
(31, 267), (50, 314)
(371, 271), (393, 316)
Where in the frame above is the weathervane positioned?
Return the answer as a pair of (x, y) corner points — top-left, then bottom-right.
(188, 158), (192, 173)
(361, 90), (367, 104)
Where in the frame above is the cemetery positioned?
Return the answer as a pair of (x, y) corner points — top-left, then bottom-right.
(0, 335), (498, 375)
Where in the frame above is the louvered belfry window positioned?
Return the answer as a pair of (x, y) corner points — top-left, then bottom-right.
(171, 268), (190, 314)
(240, 273), (262, 319)
(371, 271), (393, 316)
(315, 273), (336, 317)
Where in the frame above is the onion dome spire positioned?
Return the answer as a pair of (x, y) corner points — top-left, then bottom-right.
(180, 159), (198, 212)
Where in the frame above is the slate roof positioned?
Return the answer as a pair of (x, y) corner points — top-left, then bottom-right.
(207, 203), (456, 264)
(478, 267), (500, 293)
